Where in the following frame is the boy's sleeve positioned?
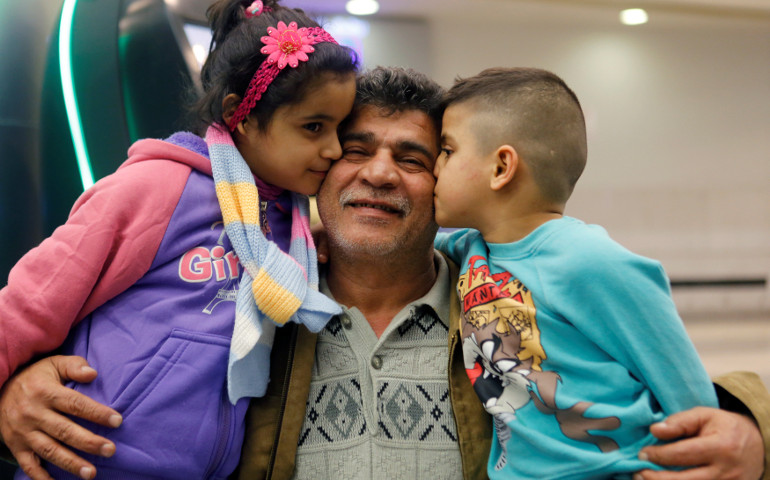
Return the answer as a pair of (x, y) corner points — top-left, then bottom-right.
(433, 229), (474, 266)
(548, 249), (719, 414)
(0, 159), (191, 387)
(713, 372), (770, 479)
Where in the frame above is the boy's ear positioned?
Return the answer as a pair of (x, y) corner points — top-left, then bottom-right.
(490, 144), (518, 191)
(221, 94), (250, 135)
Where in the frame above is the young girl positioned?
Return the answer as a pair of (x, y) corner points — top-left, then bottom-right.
(0, 1), (357, 478)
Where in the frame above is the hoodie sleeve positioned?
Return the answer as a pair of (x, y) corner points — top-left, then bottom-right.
(0, 158), (192, 387)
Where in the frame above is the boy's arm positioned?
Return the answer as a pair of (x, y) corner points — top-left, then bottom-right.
(552, 254), (719, 413)
(551, 242), (766, 476)
(0, 159), (189, 388)
(637, 372), (769, 480)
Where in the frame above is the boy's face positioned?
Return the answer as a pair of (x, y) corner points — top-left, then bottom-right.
(433, 102), (494, 229)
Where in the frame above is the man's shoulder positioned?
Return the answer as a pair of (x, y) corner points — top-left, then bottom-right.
(435, 249), (459, 280)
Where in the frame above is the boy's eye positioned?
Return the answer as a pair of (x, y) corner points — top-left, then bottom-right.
(440, 147), (453, 157)
(303, 122), (322, 133)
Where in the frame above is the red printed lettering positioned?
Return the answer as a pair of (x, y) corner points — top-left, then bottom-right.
(180, 247), (212, 282)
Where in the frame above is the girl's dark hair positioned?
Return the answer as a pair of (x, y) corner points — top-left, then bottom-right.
(191, 0), (358, 132)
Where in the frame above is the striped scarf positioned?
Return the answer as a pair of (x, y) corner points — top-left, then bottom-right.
(206, 124), (341, 404)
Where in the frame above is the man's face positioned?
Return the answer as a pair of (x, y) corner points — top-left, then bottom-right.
(317, 105), (440, 258)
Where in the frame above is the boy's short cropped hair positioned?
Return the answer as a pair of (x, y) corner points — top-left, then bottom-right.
(444, 67), (588, 204)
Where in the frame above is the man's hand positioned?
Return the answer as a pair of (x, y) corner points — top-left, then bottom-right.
(0, 356), (123, 480)
(633, 406), (764, 480)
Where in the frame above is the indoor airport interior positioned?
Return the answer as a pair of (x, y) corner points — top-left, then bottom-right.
(0, 0), (768, 477)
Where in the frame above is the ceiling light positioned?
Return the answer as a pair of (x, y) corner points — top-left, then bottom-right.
(325, 16), (371, 38)
(620, 8), (648, 25)
(346, 0), (379, 16)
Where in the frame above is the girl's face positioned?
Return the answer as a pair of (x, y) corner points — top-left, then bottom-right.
(235, 73), (356, 195)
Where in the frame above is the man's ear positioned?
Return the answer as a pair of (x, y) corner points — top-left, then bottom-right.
(490, 144), (518, 191)
(222, 94), (249, 134)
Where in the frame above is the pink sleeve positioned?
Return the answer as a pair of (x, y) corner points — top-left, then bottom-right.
(0, 159), (192, 386)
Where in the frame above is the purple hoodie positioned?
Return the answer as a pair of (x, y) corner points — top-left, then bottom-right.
(5, 133), (292, 479)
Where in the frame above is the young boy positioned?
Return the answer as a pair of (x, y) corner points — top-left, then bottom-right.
(433, 67), (718, 479)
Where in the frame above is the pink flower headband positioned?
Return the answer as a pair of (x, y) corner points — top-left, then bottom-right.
(227, 6), (339, 131)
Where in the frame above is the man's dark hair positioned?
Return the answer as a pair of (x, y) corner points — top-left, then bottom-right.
(349, 66), (445, 131)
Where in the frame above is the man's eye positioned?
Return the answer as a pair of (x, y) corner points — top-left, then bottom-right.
(399, 157), (428, 172)
(342, 148), (368, 160)
(304, 122), (322, 133)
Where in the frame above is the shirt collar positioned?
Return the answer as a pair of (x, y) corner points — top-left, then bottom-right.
(319, 250), (451, 329)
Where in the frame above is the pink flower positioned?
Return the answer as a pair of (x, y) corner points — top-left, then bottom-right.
(260, 21), (316, 69)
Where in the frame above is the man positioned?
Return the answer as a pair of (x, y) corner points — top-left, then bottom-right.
(1, 67), (768, 480)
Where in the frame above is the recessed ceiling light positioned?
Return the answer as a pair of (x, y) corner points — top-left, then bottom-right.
(620, 8), (649, 25)
(346, 0), (379, 16)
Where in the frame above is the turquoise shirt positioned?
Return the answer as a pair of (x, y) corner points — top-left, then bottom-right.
(435, 217), (718, 480)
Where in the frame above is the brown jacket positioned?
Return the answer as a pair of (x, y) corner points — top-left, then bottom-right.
(233, 258), (770, 480)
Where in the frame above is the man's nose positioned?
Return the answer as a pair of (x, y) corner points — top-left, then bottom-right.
(360, 151), (399, 187)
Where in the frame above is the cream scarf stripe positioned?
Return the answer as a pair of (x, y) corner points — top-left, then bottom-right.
(206, 124), (341, 403)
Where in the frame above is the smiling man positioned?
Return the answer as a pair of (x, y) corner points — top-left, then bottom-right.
(1, 67), (768, 480)
(236, 66), (494, 479)
(237, 67), (770, 480)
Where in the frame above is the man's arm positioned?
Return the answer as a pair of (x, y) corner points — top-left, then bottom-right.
(0, 356), (121, 480)
(2, 360), (767, 480)
(714, 371), (770, 479)
(636, 372), (769, 480)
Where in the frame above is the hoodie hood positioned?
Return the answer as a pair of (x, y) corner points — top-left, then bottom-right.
(123, 132), (212, 176)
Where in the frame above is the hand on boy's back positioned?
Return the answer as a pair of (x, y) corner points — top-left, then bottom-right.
(0, 355), (121, 480)
(633, 407), (764, 480)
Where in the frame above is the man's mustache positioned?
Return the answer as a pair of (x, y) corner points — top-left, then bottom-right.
(338, 187), (412, 216)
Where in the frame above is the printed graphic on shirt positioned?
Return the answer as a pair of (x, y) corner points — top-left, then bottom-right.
(458, 255), (621, 469)
(178, 221), (240, 313)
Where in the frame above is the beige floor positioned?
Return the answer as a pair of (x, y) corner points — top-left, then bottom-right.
(681, 312), (770, 389)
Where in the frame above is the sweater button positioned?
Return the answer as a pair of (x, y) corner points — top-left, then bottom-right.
(370, 355), (383, 369)
(340, 316), (352, 329)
